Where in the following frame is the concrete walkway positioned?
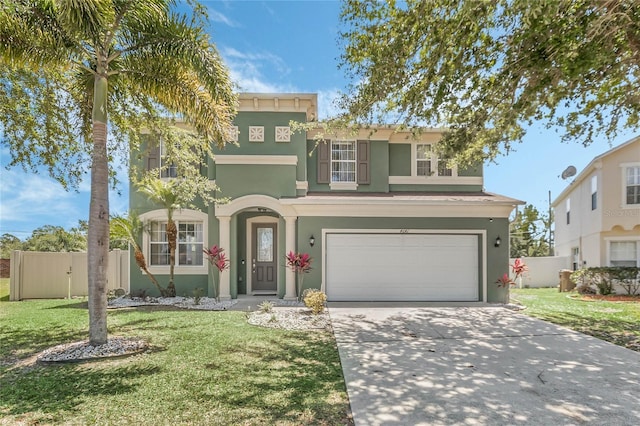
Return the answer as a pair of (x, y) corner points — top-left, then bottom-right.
(329, 304), (640, 425)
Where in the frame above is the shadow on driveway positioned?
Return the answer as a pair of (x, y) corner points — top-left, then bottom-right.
(329, 305), (640, 426)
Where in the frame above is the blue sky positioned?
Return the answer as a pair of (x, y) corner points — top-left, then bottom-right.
(0, 0), (637, 239)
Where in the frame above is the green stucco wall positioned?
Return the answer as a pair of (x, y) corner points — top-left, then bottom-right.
(296, 216), (510, 303)
(306, 139), (389, 192)
(215, 164), (297, 199)
(389, 144), (411, 176)
(211, 112), (308, 182)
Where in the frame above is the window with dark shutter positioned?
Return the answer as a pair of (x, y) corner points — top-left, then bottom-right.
(317, 142), (330, 183)
(147, 145), (160, 172)
(357, 140), (370, 184)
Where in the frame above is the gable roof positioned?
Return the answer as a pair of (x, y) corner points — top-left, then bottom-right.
(551, 135), (640, 207)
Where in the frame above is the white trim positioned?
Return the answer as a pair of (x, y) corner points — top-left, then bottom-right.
(214, 155), (298, 166)
(246, 216), (280, 295)
(320, 228), (487, 302)
(330, 182), (358, 191)
(275, 126), (291, 142)
(389, 176), (483, 185)
(296, 181), (309, 190)
(283, 201), (515, 218)
(411, 142), (458, 178)
(605, 236), (640, 267)
(216, 194), (297, 217)
(215, 194), (518, 219)
(139, 209), (208, 275)
(248, 126), (264, 142)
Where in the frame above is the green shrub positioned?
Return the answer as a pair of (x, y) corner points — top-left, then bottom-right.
(192, 287), (204, 305)
(258, 300), (274, 313)
(303, 289), (327, 314)
(570, 267), (640, 296)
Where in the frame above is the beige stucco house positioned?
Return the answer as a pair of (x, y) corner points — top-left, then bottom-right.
(552, 136), (640, 269)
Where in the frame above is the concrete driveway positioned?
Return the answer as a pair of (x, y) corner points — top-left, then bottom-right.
(329, 304), (640, 425)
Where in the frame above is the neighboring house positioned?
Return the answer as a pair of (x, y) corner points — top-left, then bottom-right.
(552, 136), (640, 270)
(130, 93), (523, 303)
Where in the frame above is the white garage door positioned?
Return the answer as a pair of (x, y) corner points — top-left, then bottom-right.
(326, 233), (479, 301)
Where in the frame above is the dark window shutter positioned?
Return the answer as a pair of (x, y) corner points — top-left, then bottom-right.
(357, 140), (370, 184)
(147, 145), (160, 172)
(317, 142), (330, 183)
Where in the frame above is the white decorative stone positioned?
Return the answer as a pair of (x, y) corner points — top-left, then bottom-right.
(275, 126), (291, 142)
(249, 126), (264, 142)
(227, 125), (238, 142)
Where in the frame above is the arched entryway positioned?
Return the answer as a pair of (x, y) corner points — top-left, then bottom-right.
(215, 195), (298, 300)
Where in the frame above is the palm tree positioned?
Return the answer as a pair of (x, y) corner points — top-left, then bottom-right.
(110, 213), (169, 297)
(0, 1), (236, 345)
(138, 178), (183, 297)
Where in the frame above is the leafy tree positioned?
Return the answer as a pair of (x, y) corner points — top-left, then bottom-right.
(110, 212), (167, 296)
(0, 234), (23, 258)
(0, 1), (236, 345)
(338, 0), (640, 165)
(22, 224), (87, 252)
(510, 204), (552, 258)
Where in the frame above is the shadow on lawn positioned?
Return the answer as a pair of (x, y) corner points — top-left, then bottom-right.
(531, 310), (640, 351)
(199, 332), (353, 425)
(0, 364), (160, 420)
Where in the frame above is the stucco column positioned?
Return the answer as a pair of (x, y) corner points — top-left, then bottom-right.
(283, 216), (297, 300)
(217, 215), (231, 301)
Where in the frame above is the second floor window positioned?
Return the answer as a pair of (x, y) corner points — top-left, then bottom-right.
(566, 198), (571, 225)
(331, 141), (356, 183)
(416, 144), (432, 176)
(160, 139), (177, 179)
(414, 143), (454, 177)
(627, 166), (640, 205)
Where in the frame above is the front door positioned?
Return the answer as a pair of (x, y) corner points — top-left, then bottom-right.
(251, 223), (277, 293)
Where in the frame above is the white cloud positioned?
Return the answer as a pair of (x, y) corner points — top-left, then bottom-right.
(221, 46), (295, 93)
(208, 8), (241, 28)
(316, 88), (343, 121)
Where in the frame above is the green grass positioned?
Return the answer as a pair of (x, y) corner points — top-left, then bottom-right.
(511, 288), (640, 351)
(0, 278), (8, 301)
(0, 299), (351, 425)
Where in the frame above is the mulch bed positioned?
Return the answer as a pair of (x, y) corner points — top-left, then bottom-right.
(575, 294), (640, 302)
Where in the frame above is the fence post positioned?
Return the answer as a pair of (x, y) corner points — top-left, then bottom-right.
(9, 250), (21, 301)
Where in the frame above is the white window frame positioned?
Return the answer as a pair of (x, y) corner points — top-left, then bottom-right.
(621, 163), (640, 208)
(566, 198), (571, 225)
(411, 143), (458, 178)
(140, 209), (208, 275)
(606, 237), (640, 267)
(330, 140), (358, 190)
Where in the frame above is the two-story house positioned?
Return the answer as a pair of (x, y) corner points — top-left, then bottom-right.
(552, 136), (640, 269)
(130, 93), (523, 303)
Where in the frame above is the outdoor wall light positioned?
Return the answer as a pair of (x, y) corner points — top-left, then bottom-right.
(495, 236), (502, 247)
(309, 235), (315, 247)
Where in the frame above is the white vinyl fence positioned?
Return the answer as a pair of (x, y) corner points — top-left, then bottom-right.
(9, 250), (129, 301)
(509, 256), (571, 288)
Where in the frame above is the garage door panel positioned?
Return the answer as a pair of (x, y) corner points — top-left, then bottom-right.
(326, 233), (479, 301)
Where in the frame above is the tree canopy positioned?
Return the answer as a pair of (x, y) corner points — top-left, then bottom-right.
(0, 0), (236, 344)
(509, 204), (552, 258)
(338, 0), (640, 165)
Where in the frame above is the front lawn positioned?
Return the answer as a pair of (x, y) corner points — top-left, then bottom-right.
(0, 298), (351, 425)
(511, 288), (640, 352)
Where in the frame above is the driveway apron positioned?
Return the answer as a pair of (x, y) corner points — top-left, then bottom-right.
(329, 305), (640, 426)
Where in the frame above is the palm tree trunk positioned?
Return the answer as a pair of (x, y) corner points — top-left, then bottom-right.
(87, 72), (109, 345)
(134, 248), (167, 297)
(166, 219), (177, 297)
